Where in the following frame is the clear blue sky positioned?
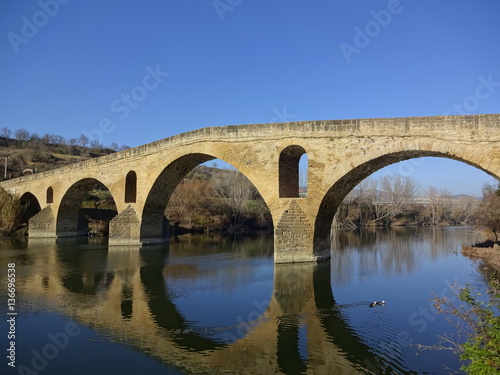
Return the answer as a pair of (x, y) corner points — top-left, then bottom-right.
(1, 1), (499, 195)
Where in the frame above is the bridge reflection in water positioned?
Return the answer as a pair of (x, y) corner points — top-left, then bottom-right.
(10, 236), (418, 375)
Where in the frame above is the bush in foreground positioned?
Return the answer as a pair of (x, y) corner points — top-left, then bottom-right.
(433, 274), (500, 374)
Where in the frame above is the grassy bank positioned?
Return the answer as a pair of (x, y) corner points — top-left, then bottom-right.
(462, 241), (500, 271)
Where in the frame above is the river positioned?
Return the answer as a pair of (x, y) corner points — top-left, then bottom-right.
(0, 226), (489, 374)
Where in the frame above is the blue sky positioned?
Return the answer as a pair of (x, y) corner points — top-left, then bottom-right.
(1, 1), (499, 195)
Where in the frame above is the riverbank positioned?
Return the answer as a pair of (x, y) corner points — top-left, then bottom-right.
(462, 241), (500, 271)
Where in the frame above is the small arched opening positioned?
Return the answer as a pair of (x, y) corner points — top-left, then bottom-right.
(279, 145), (308, 198)
(125, 171), (137, 203)
(46, 186), (54, 204)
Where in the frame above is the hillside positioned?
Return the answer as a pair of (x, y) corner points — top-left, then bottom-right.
(0, 137), (117, 180)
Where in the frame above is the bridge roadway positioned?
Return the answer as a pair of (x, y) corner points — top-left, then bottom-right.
(14, 239), (414, 374)
(1, 114), (499, 263)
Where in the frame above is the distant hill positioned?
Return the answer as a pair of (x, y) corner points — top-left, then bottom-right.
(0, 137), (116, 180)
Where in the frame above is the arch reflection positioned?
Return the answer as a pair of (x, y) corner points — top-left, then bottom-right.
(6, 235), (421, 374)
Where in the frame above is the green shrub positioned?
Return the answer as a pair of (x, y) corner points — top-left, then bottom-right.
(434, 276), (500, 374)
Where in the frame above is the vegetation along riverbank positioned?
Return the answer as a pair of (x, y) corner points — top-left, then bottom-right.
(462, 183), (500, 271)
(432, 183), (500, 374)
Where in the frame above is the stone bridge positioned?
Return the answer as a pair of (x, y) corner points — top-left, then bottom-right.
(1, 114), (499, 263)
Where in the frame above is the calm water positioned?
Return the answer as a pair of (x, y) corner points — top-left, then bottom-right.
(0, 227), (489, 374)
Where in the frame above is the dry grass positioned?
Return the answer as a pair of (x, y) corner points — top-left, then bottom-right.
(51, 153), (84, 160)
(462, 242), (500, 271)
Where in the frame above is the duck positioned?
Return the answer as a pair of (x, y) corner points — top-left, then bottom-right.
(369, 301), (377, 307)
(369, 300), (385, 307)
(377, 300), (385, 306)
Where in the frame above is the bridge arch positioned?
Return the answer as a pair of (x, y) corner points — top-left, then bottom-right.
(20, 192), (42, 222)
(56, 178), (118, 238)
(140, 153), (274, 244)
(313, 147), (500, 251)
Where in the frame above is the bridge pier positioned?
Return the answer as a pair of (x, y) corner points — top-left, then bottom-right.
(28, 206), (57, 238)
(108, 206), (142, 246)
(274, 200), (330, 263)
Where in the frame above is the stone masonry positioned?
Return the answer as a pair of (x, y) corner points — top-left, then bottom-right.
(1, 114), (499, 263)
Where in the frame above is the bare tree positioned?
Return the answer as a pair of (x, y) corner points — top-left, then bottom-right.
(29, 133), (40, 142)
(41, 134), (51, 144)
(90, 140), (101, 149)
(452, 196), (478, 225)
(212, 169), (254, 230)
(165, 179), (213, 229)
(475, 183), (500, 241)
(0, 127), (11, 138)
(50, 134), (66, 146)
(423, 186), (452, 225)
(380, 174), (418, 219)
(14, 128), (30, 141)
(78, 134), (89, 147)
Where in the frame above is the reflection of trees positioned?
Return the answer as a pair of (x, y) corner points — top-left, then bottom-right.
(168, 233), (273, 258)
(331, 227), (471, 285)
(165, 234), (274, 294)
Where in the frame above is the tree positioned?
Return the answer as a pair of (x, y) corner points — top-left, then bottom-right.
(372, 175), (418, 221)
(29, 133), (40, 143)
(212, 168), (254, 230)
(41, 134), (51, 144)
(475, 183), (500, 242)
(90, 140), (101, 149)
(14, 128), (30, 141)
(422, 186), (452, 225)
(0, 127), (11, 138)
(380, 174), (418, 219)
(165, 178), (214, 229)
(50, 134), (66, 146)
(452, 196), (479, 225)
(78, 134), (89, 147)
